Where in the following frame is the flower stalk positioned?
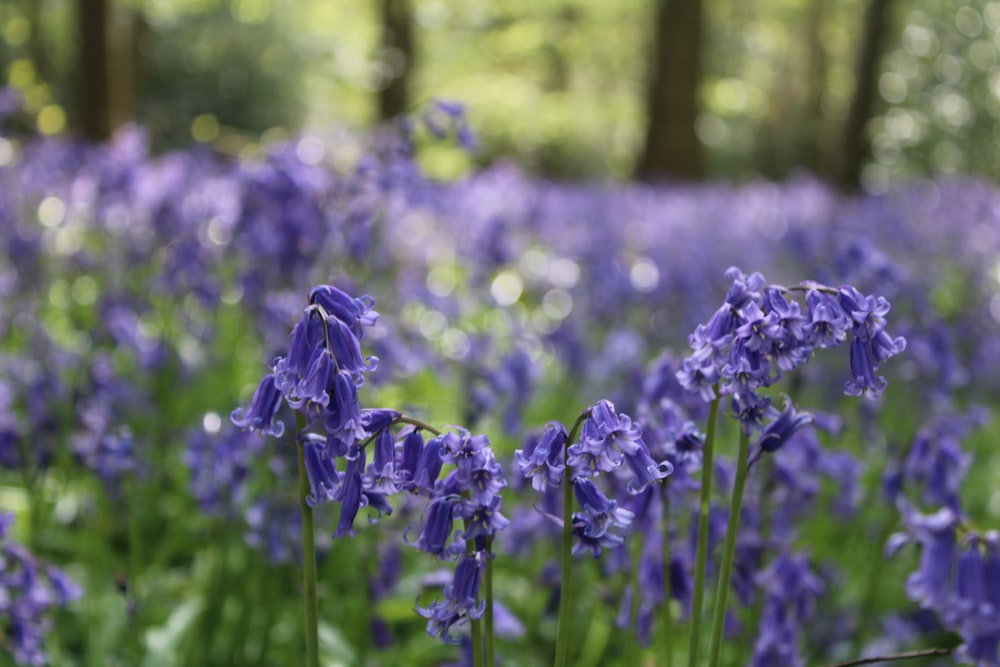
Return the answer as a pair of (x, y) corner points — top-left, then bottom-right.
(707, 429), (750, 667)
(687, 390), (720, 667)
(296, 412), (321, 667)
(553, 410), (591, 667)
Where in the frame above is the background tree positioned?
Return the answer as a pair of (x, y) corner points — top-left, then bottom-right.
(838, 0), (894, 191)
(636, 0), (704, 181)
(378, 0), (414, 122)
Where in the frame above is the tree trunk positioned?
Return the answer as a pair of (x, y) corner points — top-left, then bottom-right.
(838, 0), (892, 192)
(802, 0), (831, 177)
(77, 0), (136, 140)
(378, 0), (414, 122)
(78, 0), (112, 139)
(636, 0), (704, 182)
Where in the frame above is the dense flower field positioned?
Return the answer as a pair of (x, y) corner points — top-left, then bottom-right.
(2, 106), (999, 667)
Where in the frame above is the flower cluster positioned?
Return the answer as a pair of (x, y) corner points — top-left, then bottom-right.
(678, 267), (906, 411)
(1, 513), (82, 666)
(409, 428), (510, 643)
(233, 285), (513, 645)
(232, 285), (400, 537)
(749, 550), (825, 667)
(516, 400), (673, 558)
(677, 267), (905, 458)
(889, 503), (1000, 666)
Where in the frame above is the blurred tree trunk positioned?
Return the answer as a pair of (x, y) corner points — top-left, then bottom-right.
(378, 0), (413, 122)
(636, 0), (704, 182)
(838, 0), (892, 192)
(78, 0), (112, 139)
(77, 0), (136, 140)
(802, 0), (831, 177)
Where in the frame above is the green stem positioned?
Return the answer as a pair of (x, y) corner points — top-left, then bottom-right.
(687, 391), (720, 667)
(466, 536), (485, 667)
(627, 531), (644, 667)
(660, 486), (673, 667)
(485, 536), (496, 667)
(554, 462), (575, 667)
(850, 512), (898, 657)
(296, 413), (320, 667)
(707, 429), (751, 667)
(554, 411), (591, 667)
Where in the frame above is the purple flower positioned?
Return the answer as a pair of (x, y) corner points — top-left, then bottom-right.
(893, 501), (960, 610)
(572, 478), (635, 540)
(622, 439), (673, 495)
(568, 400), (643, 477)
(308, 285), (379, 339)
(416, 554), (486, 644)
(301, 436), (341, 507)
(514, 423), (567, 492)
(333, 448), (366, 538)
(749, 399), (814, 466)
(805, 289), (850, 348)
(405, 497), (457, 558)
(457, 496), (510, 541)
(231, 374), (285, 437)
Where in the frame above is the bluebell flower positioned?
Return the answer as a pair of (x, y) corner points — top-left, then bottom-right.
(676, 347), (719, 402)
(514, 422), (567, 492)
(571, 514), (626, 558)
(286, 346), (334, 412)
(942, 533), (1000, 666)
(308, 285), (379, 339)
(720, 340), (772, 395)
(461, 455), (507, 506)
(333, 447), (366, 538)
(572, 478), (635, 539)
(749, 399), (814, 467)
(231, 374), (285, 437)
(894, 501), (960, 610)
(411, 434), (445, 496)
(731, 392), (771, 434)
(0, 514), (81, 666)
(734, 302), (782, 354)
(457, 496), (510, 541)
(301, 436), (341, 507)
(274, 309), (325, 394)
(439, 430), (491, 475)
(397, 428), (426, 489)
(416, 554), (486, 644)
(804, 289), (850, 348)
(323, 372), (367, 454)
(363, 428), (404, 496)
(750, 551), (824, 667)
(844, 336), (888, 398)
(405, 496), (458, 559)
(361, 408), (401, 435)
(622, 439), (673, 495)
(568, 400), (643, 477)
(838, 286), (890, 340)
(325, 316), (378, 376)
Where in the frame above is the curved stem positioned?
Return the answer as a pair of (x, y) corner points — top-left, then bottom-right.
(822, 648), (953, 667)
(394, 415), (443, 436)
(554, 410), (591, 667)
(296, 413), (320, 667)
(707, 429), (750, 667)
(687, 391), (721, 667)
